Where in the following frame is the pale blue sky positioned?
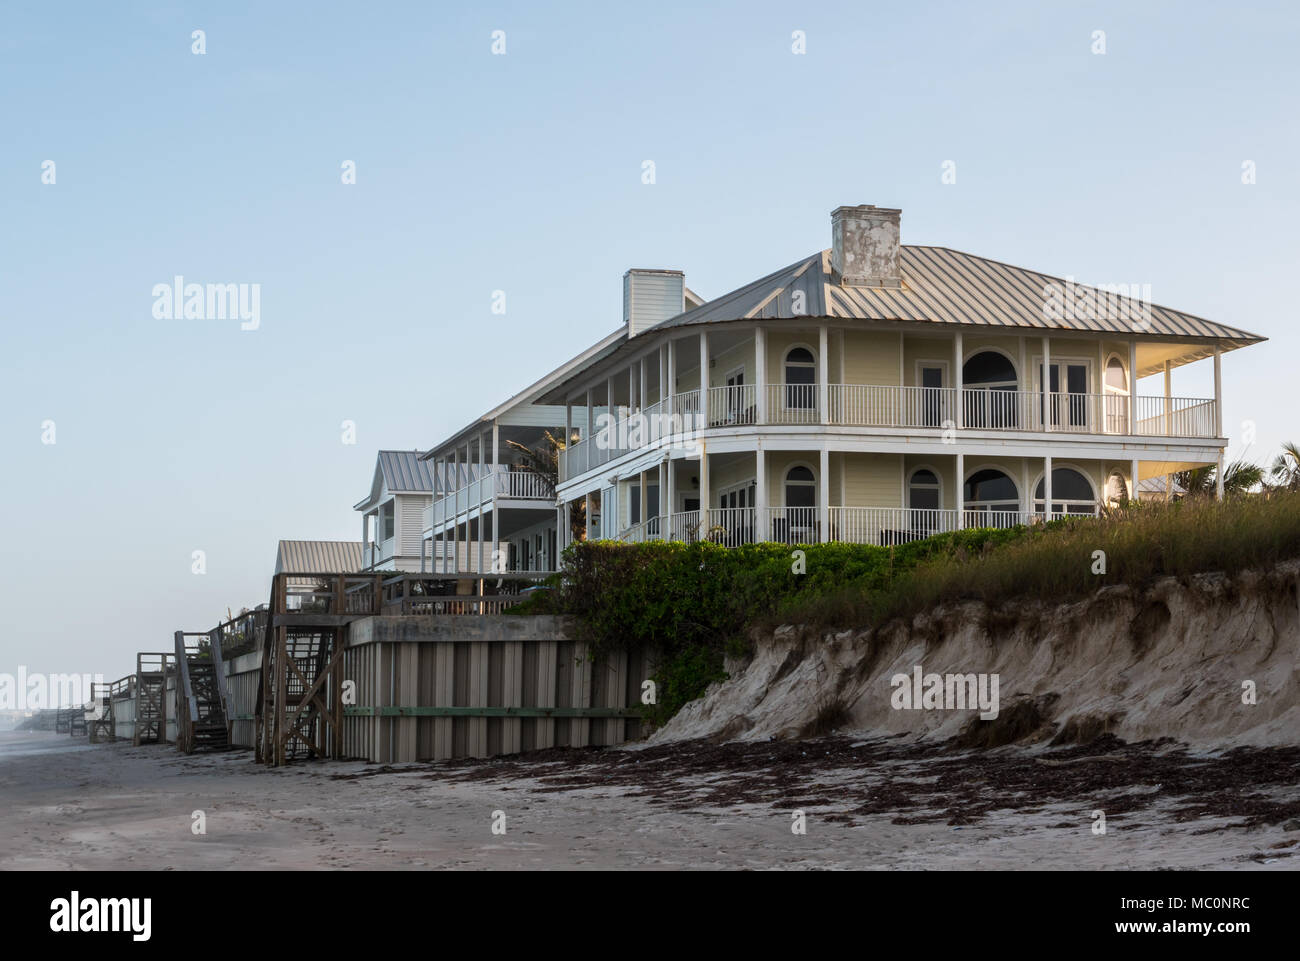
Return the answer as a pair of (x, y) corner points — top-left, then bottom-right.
(2, 0), (1297, 685)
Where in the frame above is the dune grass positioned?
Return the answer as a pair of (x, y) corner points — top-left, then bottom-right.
(783, 493), (1300, 632)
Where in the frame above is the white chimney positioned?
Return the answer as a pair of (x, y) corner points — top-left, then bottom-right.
(831, 205), (902, 287)
(623, 269), (685, 338)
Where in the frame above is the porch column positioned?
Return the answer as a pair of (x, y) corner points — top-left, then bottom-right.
(556, 503), (566, 557)
(606, 375), (615, 445)
(1163, 365), (1174, 498)
(585, 388), (594, 472)
(665, 456), (675, 534)
(657, 460), (667, 537)
(639, 470), (647, 528)
(639, 356), (648, 410)
(756, 445), (768, 540)
(452, 446), (460, 572)
(755, 326), (768, 423)
(1042, 336), (1051, 432)
(699, 442), (710, 535)
(818, 448), (830, 542)
(818, 325), (829, 424)
(699, 331), (709, 427)
(492, 421), (500, 566)
(1213, 348), (1223, 437)
(478, 433), (486, 574)
(954, 331), (964, 429)
(1216, 451), (1225, 501)
(1044, 455), (1053, 521)
(1130, 458), (1139, 504)
(629, 363), (637, 419)
(955, 453), (964, 528)
(1128, 340), (1138, 434)
(584, 493), (592, 541)
(666, 338), (676, 420)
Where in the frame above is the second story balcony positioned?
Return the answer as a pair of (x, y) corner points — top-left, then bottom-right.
(557, 382), (1218, 483)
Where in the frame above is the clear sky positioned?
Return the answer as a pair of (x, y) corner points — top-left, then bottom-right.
(2, 1), (1297, 687)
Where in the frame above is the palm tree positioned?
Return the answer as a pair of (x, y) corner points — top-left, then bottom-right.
(1269, 442), (1300, 492)
(1174, 458), (1264, 498)
(506, 431), (586, 541)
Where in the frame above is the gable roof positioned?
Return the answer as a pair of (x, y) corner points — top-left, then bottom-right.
(274, 540), (363, 575)
(655, 246), (1264, 352)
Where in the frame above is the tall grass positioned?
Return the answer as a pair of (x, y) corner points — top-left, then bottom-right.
(783, 493), (1300, 632)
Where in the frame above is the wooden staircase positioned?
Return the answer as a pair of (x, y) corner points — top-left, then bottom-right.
(174, 630), (234, 753)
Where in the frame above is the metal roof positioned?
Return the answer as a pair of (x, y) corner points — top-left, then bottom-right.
(655, 246), (1264, 349)
(274, 540), (363, 575)
(377, 450), (435, 492)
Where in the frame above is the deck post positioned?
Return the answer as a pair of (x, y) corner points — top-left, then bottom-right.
(818, 325), (829, 425)
(755, 325), (767, 424)
(818, 448), (830, 542)
(1042, 336), (1052, 432)
(1128, 340), (1138, 434)
(954, 331), (964, 429)
(955, 452), (964, 528)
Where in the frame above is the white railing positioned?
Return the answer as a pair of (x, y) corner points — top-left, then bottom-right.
(704, 507), (759, 547)
(707, 385), (758, 427)
(761, 507), (821, 545)
(496, 470), (552, 500)
(766, 384), (820, 425)
(1134, 396), (1217, 438)
(830, 385), (957, 428)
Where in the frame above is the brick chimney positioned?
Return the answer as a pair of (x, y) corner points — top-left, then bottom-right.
(831, 205), (902, 287)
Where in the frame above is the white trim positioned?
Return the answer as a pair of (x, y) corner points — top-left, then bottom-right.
(961, 345), (1019, 386)
(781, 460), (818, 508)
(1029, 462), (1099, 506)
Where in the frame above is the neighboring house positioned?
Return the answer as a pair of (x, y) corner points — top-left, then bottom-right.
(420, 203), (1264, 570)
(354, 451), (440, 571)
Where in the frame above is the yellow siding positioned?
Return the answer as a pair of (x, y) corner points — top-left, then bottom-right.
(840, 453), (903, 508)
(842, 330), (902, 386)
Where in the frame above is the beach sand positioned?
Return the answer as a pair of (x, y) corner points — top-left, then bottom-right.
(1, 730), (1296, 870)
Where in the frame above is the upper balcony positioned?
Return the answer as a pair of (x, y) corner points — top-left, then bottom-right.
(423, 466), (553, 531)
(557, 383), (1218, 483)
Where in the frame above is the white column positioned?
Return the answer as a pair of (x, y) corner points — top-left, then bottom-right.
(699, 442), (710, 533)
(657, 460), (667, 537)
(639, 471), (647, 527)
(818, 448), (830, 542)
(1041, 335), (1051, 432)
(585, 388), (593, 472)
(955, 453), (964, 527)
(954, 331), (964, 429)
(666, 339), (676, 418)
(699, 331), (709, 426)
(1216, 451), (1225, 501)
(452, 447), (460, 572)
(1213, 348), (1223, 437)
(1044, 455), (1053, 520)
(478, 434), (486, 574)
(639, 356), (647, 411)
(1130, 457), (1140, 504)
(1170, 358), (1180, 436)
(755, 326), (768, 423)
(491, 421), (500, 566)
(665, 458), (675, 534)
(818, 325), (829, 424)
(1128, 340), (1138, 435)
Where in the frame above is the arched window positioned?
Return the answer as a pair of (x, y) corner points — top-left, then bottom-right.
(963, 468), (1019, 526)
(963, 351), (1018, 428)
(1035, 467), (1098, 516)
(785, 465), (816, 508)
(784, 347), (816, 411)
(908, 469), (940, 511)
